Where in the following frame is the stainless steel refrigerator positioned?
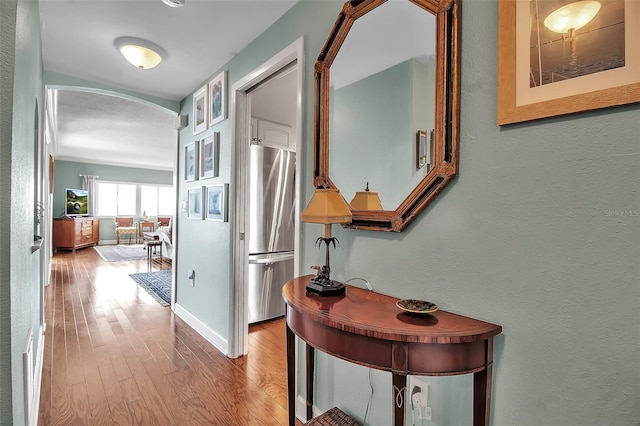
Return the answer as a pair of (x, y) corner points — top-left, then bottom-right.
(248, 145), (295, 324)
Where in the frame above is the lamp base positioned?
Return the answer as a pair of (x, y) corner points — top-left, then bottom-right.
(306, 279), (345, 297)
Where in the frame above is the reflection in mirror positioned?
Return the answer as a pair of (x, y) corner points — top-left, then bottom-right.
(313, 0), (460, 232)
(330, 1), (436, 209)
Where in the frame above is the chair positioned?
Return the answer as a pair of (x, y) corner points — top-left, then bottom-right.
(114, 217), (136, 244)
(157, 216), (171, 230)
(157, 217), (173, 261)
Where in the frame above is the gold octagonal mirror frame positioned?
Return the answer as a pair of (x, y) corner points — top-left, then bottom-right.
(312, 0), (461, 232)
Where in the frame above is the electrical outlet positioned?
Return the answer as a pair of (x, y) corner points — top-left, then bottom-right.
(409, 376), (432, 422)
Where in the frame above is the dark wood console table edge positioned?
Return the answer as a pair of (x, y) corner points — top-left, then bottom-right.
(283, 276), (502, 426)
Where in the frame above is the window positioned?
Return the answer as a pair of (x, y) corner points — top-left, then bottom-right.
(96, 181), (174, 217)
(141, 185), (175, 216)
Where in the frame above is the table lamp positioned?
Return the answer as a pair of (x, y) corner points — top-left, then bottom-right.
(301, 188), (352, 296)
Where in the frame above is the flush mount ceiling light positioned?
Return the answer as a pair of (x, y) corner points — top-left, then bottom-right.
(544, 1), (601, 35)
(162, 0), (185, 7)
(114, 37), (166, 70)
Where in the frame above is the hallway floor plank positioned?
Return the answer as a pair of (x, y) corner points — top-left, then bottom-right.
(38, 247), (300, 425)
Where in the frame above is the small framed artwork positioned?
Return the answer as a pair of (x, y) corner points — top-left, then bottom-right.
(184, 142), (197, 182)
(206, 184), (228, 222)
(208, 71), (226, 127)
(193, 85), (207, 134)
(187, 187), (204, 220)
(497, 0), (640, 125)
(199, 132), (219, 179)
(416, 130), (431, 169)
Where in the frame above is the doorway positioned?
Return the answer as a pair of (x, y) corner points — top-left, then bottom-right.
(229, 37), (304, 358)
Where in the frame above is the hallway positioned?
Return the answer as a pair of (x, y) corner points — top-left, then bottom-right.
(38, 247), (296, 425)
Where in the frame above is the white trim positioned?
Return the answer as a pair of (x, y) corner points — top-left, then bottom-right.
(31, 325), (45, 426)
(173, 303), (228, 355)
(297, 395), (322, 422)
(228, 36), (305, 359)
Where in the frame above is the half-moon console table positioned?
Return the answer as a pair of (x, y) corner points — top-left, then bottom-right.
(283, 275), (502, 426)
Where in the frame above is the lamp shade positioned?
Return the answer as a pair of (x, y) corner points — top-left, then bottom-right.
(350, 183), (383, 211)
(114, 37), (166, 70)
(350, 191), (383, 211)
(544, 1), (601, 34)
(302, 188), (352, 224)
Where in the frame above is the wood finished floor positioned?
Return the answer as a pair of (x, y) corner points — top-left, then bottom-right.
(38, 246), (302, 425)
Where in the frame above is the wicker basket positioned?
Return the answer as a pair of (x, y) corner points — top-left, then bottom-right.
(304, 407), (359, 426)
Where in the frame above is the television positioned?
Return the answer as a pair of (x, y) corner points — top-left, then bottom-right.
(65, 188), (89, 217)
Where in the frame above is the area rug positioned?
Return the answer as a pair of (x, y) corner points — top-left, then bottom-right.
(128, 270), (172, 306)
(94, 244), (148, 262)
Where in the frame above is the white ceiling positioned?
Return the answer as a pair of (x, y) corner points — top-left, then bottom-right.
(54, 90), (178, 170)
(331, 0), (436, 89)
(39, 0), (298, 170)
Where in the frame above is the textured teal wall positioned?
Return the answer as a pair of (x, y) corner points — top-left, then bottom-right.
(320, 1), (640, 425)
(177, 0), (638, 424)
(174, 0), (345, 342)
(331, 60), (413, 208)
(53, 160), (172, 240)
(0, 2), (18, 423)
(0, 0), (44, 424)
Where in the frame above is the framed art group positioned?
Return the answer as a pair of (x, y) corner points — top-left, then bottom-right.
(187, 184), (228, 222)
(184, 132), (220, 182)
(192, 71), (227, 134)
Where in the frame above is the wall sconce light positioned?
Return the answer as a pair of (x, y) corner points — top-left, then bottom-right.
(350, 182), (383, 211)
(544, 1), (601, 36)
(114, 37), (166, 70)
(301, 188), (352, 296)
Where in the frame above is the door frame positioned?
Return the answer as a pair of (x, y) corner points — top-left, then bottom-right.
(229, 37), (304, 358)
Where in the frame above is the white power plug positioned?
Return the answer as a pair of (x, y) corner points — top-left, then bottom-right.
(409, 377), (432, 423)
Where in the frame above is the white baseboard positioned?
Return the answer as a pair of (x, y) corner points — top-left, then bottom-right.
(296, 395), (321, 422)
(31, 324), (45, 426)
(172, 303), (228, 356)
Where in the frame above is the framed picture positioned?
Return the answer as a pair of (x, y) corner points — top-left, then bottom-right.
(206, 184), (228, 222)
(193, 85), (207, 134)
(187, 187), (204, 220)
(184, 142), (197, 182)
(208, 71), (226, 127)
(497, 0), (640, 125)
(416, 130), (431, 170)
(199, 132), (219, 179)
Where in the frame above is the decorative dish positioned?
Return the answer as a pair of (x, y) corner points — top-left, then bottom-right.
(396, 299), (439, 315)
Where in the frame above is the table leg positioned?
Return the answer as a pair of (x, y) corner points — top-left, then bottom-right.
(286, 322), (296, 426)
(392, 373), (406, 426)
(306, 345), (315, 421)
(146, 243), (151, 271)
(473, 340), (494, 426)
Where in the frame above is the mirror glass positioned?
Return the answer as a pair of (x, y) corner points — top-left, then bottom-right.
(329, 1), (437, 210)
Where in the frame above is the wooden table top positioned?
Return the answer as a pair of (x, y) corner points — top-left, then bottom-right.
(283, 275), (502, 345)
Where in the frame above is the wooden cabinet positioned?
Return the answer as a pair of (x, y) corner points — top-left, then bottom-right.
(53, 217), (100, 252)
(251, 117), (295, 151)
